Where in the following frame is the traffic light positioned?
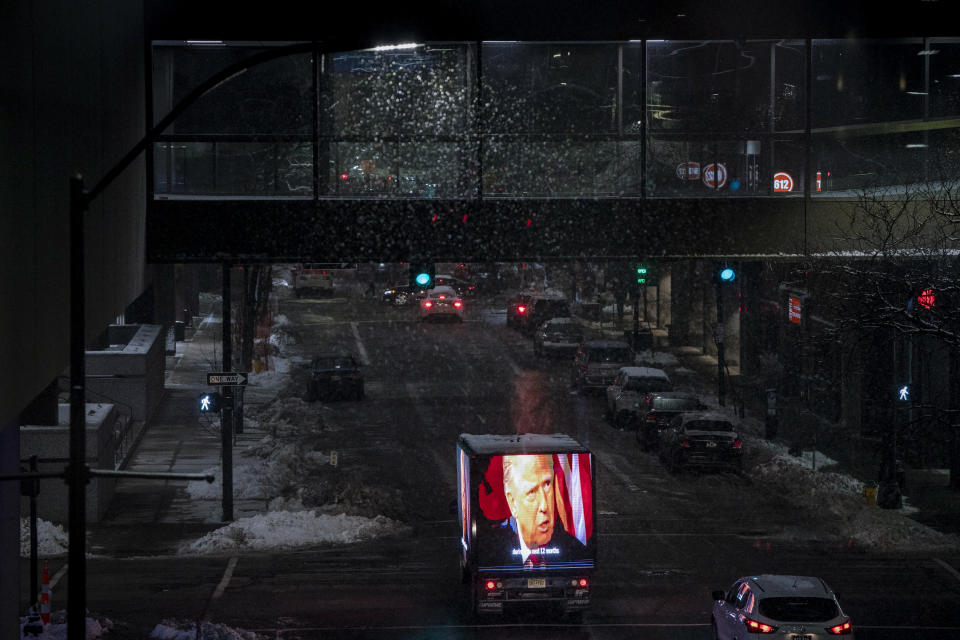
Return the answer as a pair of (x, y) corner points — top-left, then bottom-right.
(409, 262), (435, 289)
(717, 266), (736, 283)
(199, 392), (222, 413)
(636, 265), (648, 285)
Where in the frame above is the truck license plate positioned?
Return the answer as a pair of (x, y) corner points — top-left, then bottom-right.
(527, 578), (546, 588)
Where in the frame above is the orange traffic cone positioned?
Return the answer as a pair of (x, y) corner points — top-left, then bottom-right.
(39, 562), (51, 626)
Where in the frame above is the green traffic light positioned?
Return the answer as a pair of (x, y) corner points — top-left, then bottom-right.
(637, 267), (647, 274)
(415, 272), (431, 286)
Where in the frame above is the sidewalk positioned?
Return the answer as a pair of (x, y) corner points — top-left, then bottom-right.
(578, 308), (960, 536)
(88, 306), (269, 557)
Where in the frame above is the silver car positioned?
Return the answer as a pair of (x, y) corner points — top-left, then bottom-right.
(604, 366), (671, 429)
(418, 285), (464, 322)
(712, 574), (854, 639)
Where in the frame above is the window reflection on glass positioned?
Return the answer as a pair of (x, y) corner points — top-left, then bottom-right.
(153, 142), (313, 196)
(811, 39), (926, 129)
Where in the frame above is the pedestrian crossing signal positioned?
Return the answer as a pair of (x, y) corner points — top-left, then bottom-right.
(199, 392), (222, 413)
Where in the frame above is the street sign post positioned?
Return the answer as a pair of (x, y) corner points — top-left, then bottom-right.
(207, 372), (248, 386)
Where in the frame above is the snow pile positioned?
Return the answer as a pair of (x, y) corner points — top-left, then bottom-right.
(19, 613), (112, 639)
(848, 505), (959, 551)
(19, 517), (69, 558)
(179, 511), (404, 554)
(747, 440), (960, 551)
(150, 619), (264, 640)
(185, 438), (314, 501)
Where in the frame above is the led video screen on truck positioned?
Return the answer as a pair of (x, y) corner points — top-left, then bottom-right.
(460, 450), (595, 572)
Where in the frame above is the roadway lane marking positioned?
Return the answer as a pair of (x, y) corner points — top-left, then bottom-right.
(598, 457), (642, 492)
(933, 557), (960, 584)
(351, 322), (371, 365)
(212, 556), (238, 600)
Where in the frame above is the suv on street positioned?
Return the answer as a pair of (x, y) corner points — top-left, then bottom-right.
(712, 575), (854, 640)
(293, 264), (335, 298)
(604, 367), (672, 429)
(658, 410), (742, 473)
(571, 340), (634, 394)
(634, 391), (706, 451)
(508, 293), (570, 335)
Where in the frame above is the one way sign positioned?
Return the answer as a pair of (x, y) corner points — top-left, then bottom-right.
(207, 372), (248, 386)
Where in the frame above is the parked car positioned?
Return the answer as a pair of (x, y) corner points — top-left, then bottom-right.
(633, 391), (706, 451)
(604, 366), (672, 429)
(419, 285), (464, 322)
(532, 317), (583, 358)
(712, 574), (854, 640)
(433, 274), (478, 296)
(658, 411), (742, 473)
(381, 283), (419, 306)
(571, 340), (635, 394)
(306, 353), (364, 401)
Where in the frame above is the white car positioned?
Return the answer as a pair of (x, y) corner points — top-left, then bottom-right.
(712, 575), (854, 639)
(419, 285), (464, 322)
(604, 366), (671, 429)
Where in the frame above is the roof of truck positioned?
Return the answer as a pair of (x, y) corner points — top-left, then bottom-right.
(457, 433), (588, 455)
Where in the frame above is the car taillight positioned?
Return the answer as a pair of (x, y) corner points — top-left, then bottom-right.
(680, 439), (691, 448)
(454, 300), (463, 309)
(646, 414), (657, 422)
(485, 579), (501, 590)
(826, 620), (853, 635)
(517, 305), (527, 314)
(732, 438), (742, 449)
(577, 577), (589, 588)
(743, 618), (778, 634)
(423, 301), (433, 308)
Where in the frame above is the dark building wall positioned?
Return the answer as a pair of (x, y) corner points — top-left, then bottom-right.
(0, 2), (145, 634)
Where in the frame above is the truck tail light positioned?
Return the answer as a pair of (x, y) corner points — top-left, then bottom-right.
(578, 577), (589, 588)
(423, 300), (433, 309)
(517, 305), (527, 314)
(454, 300), (463, 309)
(484, 579), (501, 590)
(680, 439), (691, 448)
(732, 438), (742, 449)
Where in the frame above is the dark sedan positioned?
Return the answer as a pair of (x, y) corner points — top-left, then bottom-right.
(658, 411), (742, 474)
(634, 391), (706, 451)
(533, 317), (583, 358)
(381, 283), (420, 306)
(306, 353), (365, 401)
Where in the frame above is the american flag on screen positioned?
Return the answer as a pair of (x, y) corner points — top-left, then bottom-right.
(553, 453), (593, 545)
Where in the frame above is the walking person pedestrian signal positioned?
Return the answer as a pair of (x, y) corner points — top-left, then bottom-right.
(199, 392), (222, 413)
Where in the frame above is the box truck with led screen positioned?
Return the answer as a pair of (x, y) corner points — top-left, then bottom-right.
(457, 433), (595, 616)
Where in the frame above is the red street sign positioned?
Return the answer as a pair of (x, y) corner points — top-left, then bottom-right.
(676, 161), (701, 181)
(918, 288), (935, 310)
(773, 171), (794, 192)
(702, 163), (727, 189)
(788, 296), (802, 324)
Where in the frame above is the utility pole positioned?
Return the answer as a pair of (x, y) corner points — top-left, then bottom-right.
(222, 263), (234, 522)
(716, 280), (727, 407)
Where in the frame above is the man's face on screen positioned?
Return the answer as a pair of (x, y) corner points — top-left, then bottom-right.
(504, 455), (555, 549)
